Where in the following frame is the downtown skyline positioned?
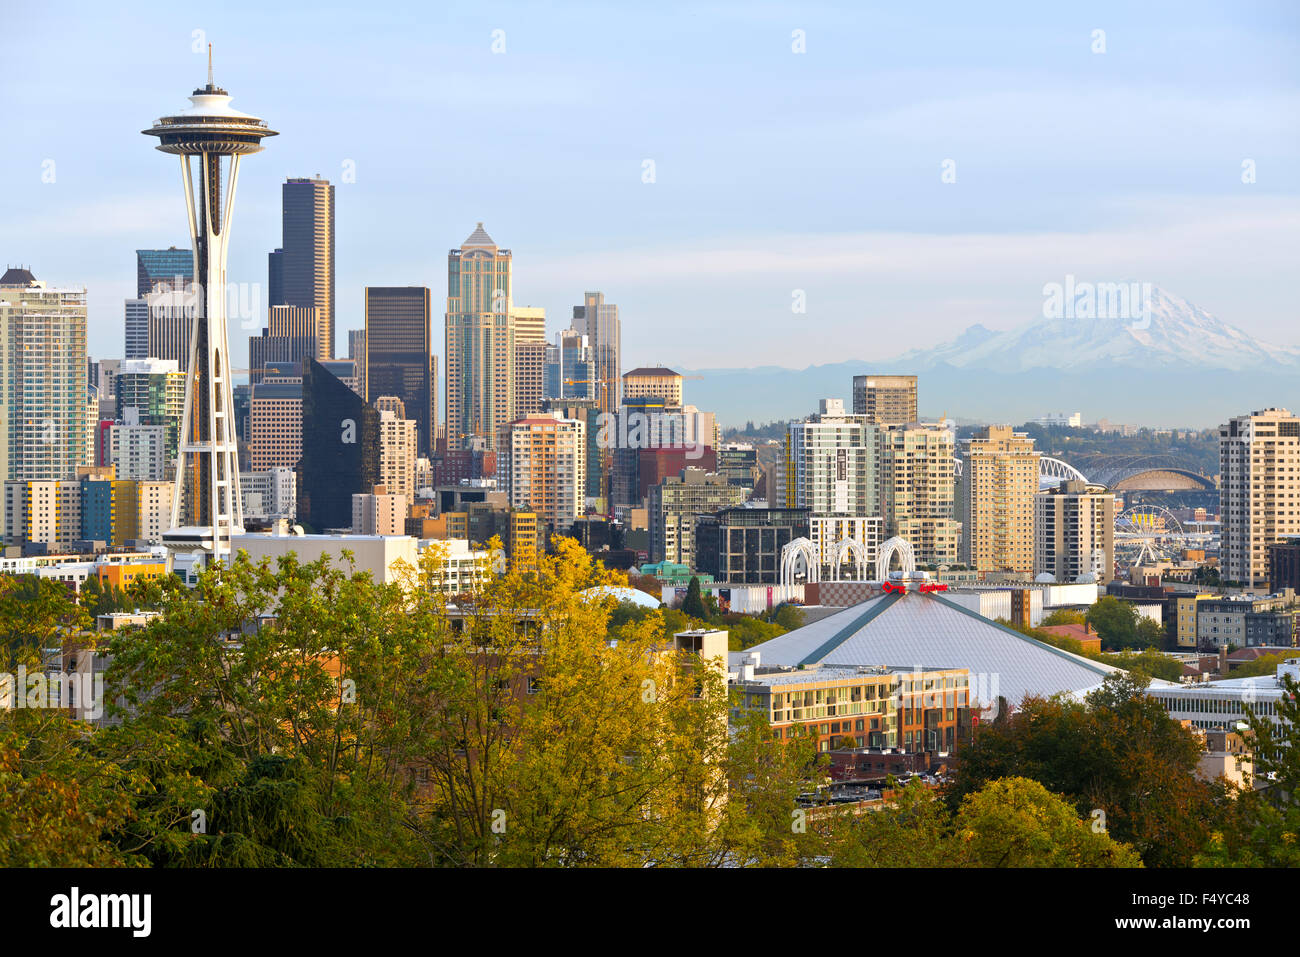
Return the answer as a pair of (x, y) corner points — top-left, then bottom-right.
(3, 0), (1298, 376)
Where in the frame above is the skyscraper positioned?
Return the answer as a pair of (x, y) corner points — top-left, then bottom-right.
(299, 357), (380, 531)
(513, 341), (547, 417)
(274, 177), (335, 359)
(124, 298), (149, 360)
(347, 329), (366, 399)
(365, 286), (434, 456)
(135, 247), (192, 299)
(248, 304), (321, 384)
(144, 287), (197, 371)
(572, 291), (620, 415)
(0, 269), (88, 483)
(959, 425), (1040, 576)
(143, 52), (277, 558)
(852, 375), (918, 426)
(543, 329), (593, 401)
(446, 224), (513, 450)
(1220, 408), (1300, 589)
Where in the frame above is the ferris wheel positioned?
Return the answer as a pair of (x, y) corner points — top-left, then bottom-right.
(1114, 505), (1188, 564)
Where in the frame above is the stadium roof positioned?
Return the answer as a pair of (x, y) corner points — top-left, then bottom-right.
(734, 590), (1147, 708)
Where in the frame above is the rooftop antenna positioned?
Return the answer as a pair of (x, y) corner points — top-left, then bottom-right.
(207, 43), (213, 88)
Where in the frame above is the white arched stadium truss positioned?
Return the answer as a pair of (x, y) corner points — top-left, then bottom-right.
(829, 538), (870, 581)
(1039, 457), (1089, 487)
(875, 536), (917, 582)
(780, 537), (820, 586)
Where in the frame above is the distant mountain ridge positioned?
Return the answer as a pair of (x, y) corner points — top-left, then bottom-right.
(682, 289), (1300, 428)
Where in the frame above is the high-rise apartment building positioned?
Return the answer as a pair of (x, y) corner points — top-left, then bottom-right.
(877, 422), (959, 565)
(365, 286), (434, 456)
(273, 177), (335, 360)
(622, 367), (683, 407)
(1034, 479), (1115, 585)
(446, 224), (514, 450)
(105, 418), (168, 481)
(648, 467), (748, 567)
(852, 375), (917, 426)
(115, 358), (185, 470)
(502, 413), (586, 534)
(0, 270), (88, 482)
(960, 425), (1040, 576)
(1220, 408), (1300, 589)
(786, 399), (879, 517)
(572, 291), (620, 415)
(377, 409), (418, 507)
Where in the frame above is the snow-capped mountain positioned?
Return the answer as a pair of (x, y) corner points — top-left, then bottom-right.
(684, 288), (1300, 428)
(891, 287), (1300, 373)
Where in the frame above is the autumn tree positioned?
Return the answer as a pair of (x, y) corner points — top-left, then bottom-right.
(947, 672), (1227, 866)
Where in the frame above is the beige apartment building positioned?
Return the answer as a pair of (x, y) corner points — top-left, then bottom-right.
(877, 422), (960, 565)
(960, 425), (1040, 576)
(622, 367), (684, 408)
(1033, 479), (1115, 585)
(503, 413), (586, 532)
(1220, 408), (1300, 589)
(852, 375), (917, 426)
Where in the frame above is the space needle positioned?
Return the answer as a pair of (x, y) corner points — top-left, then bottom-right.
(143, 48), (276, 562)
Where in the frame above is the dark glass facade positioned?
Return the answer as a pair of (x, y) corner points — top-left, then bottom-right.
(298, 357), (380, 531)
(695, 507), (812, 584)
(278, 178), (335, 358)
(135, 247), (193, 298)
(365, 286), (435, 456)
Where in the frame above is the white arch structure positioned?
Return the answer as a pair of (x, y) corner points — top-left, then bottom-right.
(780, 537), (819, 586)
(828, 538), (870, 581)
(875, 536), (916, 581)
(1039, 457), (1088, 487)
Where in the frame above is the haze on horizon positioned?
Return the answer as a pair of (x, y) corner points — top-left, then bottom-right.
(2, 0), (1297, 374)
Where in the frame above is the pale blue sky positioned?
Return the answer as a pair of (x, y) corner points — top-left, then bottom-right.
(2, 0), (1297, 372)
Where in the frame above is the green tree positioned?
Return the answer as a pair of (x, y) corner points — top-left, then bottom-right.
(947, 672), (1226, 867)
(1198, 670), (1300, 867)
(829, 777), (1141, 867)
(953, 777), (1142, 867)
(1086, 596), (1140, 650)
(681, 576), (707, 620)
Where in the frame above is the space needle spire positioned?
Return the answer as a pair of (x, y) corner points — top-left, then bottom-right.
(144, 56), (277, 562)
